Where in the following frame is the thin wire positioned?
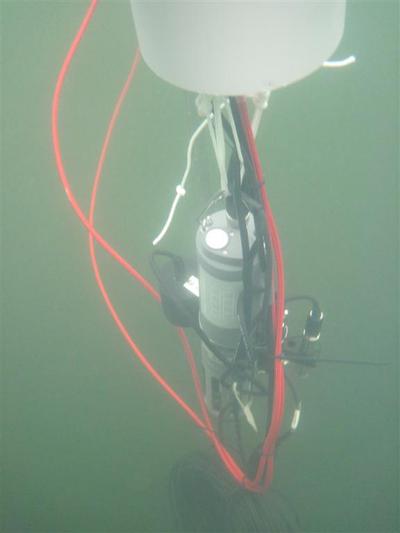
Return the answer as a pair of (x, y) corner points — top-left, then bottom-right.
(251, 91), (270, 138)
(86, 61), (245, 485)
(225, 101), (245, 184)
(207, 97), (228, 192)
(214, 98), (228, 190)
(52, 0), (207, 431)
(52, 0), (287, 493)
(152, 119), (207, 246)
(52, 0), (253, 490)
(323, 55), (356, 68)
(51, 0), (158, 302)
(251, 107), (264, 138)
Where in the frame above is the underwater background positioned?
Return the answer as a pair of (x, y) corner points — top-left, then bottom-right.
(1, 1), (398, 532)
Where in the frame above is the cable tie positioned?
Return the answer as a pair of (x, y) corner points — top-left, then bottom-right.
(176, 185), (186, 197)
(323, 55), (356, 68)
(291, 402), (302, 431)
(195, 94), (212, 117)
(233, 382), (258, 433)
(152, 119), (206, 246)
(253, 90), (271, 110)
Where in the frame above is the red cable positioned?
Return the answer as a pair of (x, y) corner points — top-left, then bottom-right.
(51, 0), (206, 432)
(84, 44), (244, 484)
(52, 0), (284, 492)
(86, 53), (210, 429)
(52, 0), (247, 487)
(51, 0), (159, 303)
(237, 99), (286, 488)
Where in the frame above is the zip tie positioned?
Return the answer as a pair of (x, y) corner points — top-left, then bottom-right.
(197, 94), (229, 191)
(225, 101), (245, 184)
(290, 402), (302, 431)
(213, 97), (229, 192)
(176, 185), (186, 197)
(233, 382), (258, 433)
(323, 55), (356, 68)
(195, 93), (213, 118)
(152, 119), (206, 246)
(252, 90), (271, 137)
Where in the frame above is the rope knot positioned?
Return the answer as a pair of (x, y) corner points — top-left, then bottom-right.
(176, 185), (186, 197)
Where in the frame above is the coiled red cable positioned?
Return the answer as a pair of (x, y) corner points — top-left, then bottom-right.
(52, 0), (285, 492)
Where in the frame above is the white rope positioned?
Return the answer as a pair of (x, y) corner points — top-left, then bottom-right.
(152, 119), (207, 246)
(233, 382), (258, 432)
(198, 94), (229, 192)
(152, 97), (230, 246)
(209, 97), (228, 192)
(207, 113), (219, 164)
(251, 90), (271, 137)
(225, 101), (245, 185)
(323, 55), (356, 68)
(251, 107), (264, 138)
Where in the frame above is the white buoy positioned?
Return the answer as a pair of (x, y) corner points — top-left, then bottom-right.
(130, 1), (347, 95)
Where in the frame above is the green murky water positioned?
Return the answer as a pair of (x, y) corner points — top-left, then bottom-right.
(2, 1), (398, 532)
